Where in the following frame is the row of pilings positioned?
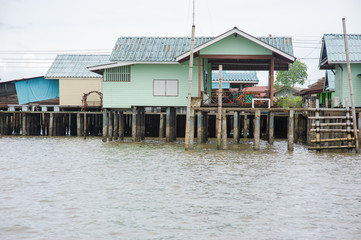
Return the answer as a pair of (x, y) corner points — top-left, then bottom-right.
(3, 108), (359, 151)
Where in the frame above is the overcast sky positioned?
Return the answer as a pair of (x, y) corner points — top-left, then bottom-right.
(0, 0), (360, 86)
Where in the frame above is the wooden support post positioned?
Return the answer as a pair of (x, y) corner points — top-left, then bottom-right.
(197, 111), (203, 144)
(0, 116), (4, 136)
(102, 110), (108, 142)
(119, 112), (124, 141)
(269, 111), (274, 144)
(114, 112), (119, 141)
(77, 113), (81, 137)
(108, 111), (113, 142)
(217, 65), (223, 150)
(288, 110), (294, 151)
(307, 111), (312, 145)
(159, 113), (165, 138)
(243, 114), (248, 138)
(202, 111), (208, 143)
(141, 108), (145, 140)
(221, 110), (227, 149)
(269, 57), (275, 107)
(254, 110), (260, 150)
(83, 113), (87, 139)
(49, 113), (53, 137)
(166, 107), (173, 142)
(294, 113), (299, 143)
(233, 111), (239, 143)
(358, 112), (361, 147)
(26, 114), (31, 136)
(189, 109), (195, 149)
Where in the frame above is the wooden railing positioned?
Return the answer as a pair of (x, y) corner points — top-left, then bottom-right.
(201, 89), (270, 107)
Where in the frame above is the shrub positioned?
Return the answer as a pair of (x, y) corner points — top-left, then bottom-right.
(275, 95), (303, 108)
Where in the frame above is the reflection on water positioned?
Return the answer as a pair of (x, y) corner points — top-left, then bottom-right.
(0, 137), (361, 239)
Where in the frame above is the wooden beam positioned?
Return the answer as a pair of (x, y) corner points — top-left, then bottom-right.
(200, 54), (273, 60)
(198, 57), (201, 98)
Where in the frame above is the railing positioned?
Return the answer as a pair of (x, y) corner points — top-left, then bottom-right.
(201, 89), (270, 107)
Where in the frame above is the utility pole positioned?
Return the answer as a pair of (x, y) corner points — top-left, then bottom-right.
(342, 18), (359, 152)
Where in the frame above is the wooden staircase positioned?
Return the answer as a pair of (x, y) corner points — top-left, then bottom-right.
(308, 100), (358, 151)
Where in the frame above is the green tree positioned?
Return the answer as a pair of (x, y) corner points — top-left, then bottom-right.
(275, 60), (308, 89)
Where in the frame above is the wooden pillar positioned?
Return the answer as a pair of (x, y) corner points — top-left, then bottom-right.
(113, 112), (119, 141)
(159, 113), (165, 138)
(197, 111), (204, 144)
(254, 110), (260, 150)
(217, 65), (223, 150)
(221, 110), (227, 149)
(307, 111), (312, 146)
(243, 114), (248, 138)
(233, 111), (239, 143)
(0, 116), (4, 136)
(119, 112), (124, 141)
(294, 113), (299, 143)
(102, 110), (108, 142)
(268, 111), (274, 144)
(202, 111), (208, 143)
(77, 113), (81, 137)
(166, 107), (175, 142)
(108, 111), (113, 142)
(83, 113), (87, 139)
(49, 113), (53, 137)
(358, 112), (361, 147)
(140, 108), (145, 140)
(269, 57), (275, 106)
(288, 110), (294, 151)
(189, 109), (195, 149)
(26, 114), (31, 136)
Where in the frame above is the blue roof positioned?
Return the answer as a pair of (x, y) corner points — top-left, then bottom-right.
(110, 36), (293, 62)
(212, 71), (259, 82)
(45, 55), (110, 78)
(320, 34), (361, 65)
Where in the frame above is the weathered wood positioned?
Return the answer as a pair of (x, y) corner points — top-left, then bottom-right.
(113, 112), (119, 140)
(83, 113), (87, 139)
(254, 110), (260, 150)
(166, 107), (175, 142)
(310, 129), (353, 133)
(77, 113), (81, 137)
(189, 109), (195, 149)
(309, 145), (355, 150)
(243, 114), (248, 138)
(345, 98), (352, 149)
(315, 100), (320, 150)
(268, 112), (274, 145)
(311, 137), (355, 143)
(197, 111), (203, 144)
(288, 110), (294, 151)
(294, 113), (299, 143)
(119, 112), (124, 141)
(108, 111), (113, 142)
(49, 113), (53, 137)
(312, 122), (353, 127)
(0, 116), (4, 135)
(221, 110), (227, 150)
(102, 110), (108, 142)
(308, 116), (349, 120)
(358, 112), (361, 147)
(132, 107), (138, 142)
(217, 65), (223, 150)
(233, 111), (239, 143)
(159, 113), (165, 138)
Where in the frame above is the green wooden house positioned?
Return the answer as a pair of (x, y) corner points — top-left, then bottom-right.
(89, 27), (295, 110)
(319, 34), (361, 107)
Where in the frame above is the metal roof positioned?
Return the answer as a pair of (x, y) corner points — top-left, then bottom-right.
(110, 35), (294, 62)
(212, 71), (259, 82)
(45, 55), (110, 78)
(321, 34), (361, 63)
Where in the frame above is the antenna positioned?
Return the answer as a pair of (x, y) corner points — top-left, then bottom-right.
(192, 0), (195, 26)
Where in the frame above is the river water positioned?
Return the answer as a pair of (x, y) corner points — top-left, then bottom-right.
(0, 137), (361, 240)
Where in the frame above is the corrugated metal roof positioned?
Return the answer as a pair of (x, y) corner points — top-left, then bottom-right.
(258, 37), (293, 56)
(110, 36), (293, 62)
(212, 71), (259, 82)
(323, 34), (361, 62)
(45, 55), (110, 78)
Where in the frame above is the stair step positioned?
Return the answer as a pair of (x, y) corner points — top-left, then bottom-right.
(310, 129), (353, 132)
(311, 137), (355, 143)
(308, 116), (351, 120)
(309, 145), (355, 150)
(312, 123), (353, 127)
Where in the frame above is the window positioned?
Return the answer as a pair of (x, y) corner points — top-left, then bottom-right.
(104, 66), (131, 82)
(153, 80), (178, 96)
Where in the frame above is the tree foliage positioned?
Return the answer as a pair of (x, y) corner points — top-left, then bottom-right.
(275, 60), (308, 89)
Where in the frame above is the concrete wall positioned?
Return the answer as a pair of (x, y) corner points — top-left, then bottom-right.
(59, 78), (102, 106)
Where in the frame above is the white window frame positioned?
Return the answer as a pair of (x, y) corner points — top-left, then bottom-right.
(153, 79), (178, 97)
